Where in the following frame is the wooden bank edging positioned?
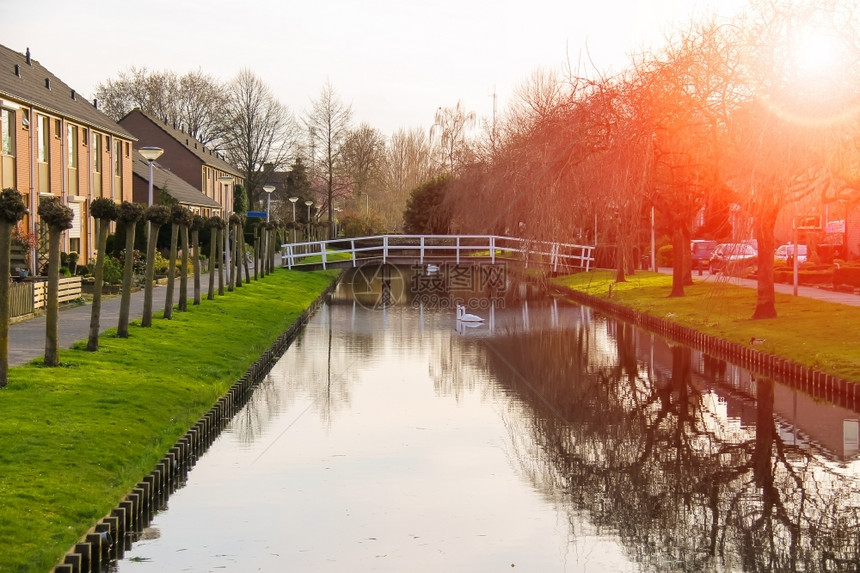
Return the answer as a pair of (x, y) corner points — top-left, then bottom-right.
(52, 277), (340, 573)
(556, 285), (860, 410)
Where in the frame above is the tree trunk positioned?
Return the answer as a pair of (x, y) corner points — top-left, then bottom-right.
(218, 227), (225, 296)
(669, 227), (686, 298)
(242, 230), (251, 284)
(208, 228), (217, 300)
(142, 223), (161, 327)
(178, 224), (189, 311)
(118, 222), (137, 338)
(227, 224), (234, 292)
(0, 222), (12, 387)
(192, 228), (201, 305)
(233, 222), (242, 289)
(86, 219), (110, 351)
(44, 228), (61, 366)
(614, 238), (627, 284)
(253, 229), (260, 280)
(752, 208), (778, 319)
(164, 223), (178, 319)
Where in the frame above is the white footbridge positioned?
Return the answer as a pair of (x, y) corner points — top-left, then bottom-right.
(280, 234), (595, 273)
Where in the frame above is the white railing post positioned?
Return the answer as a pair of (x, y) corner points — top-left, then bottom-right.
(351, 239), (356, 267)
(456, 236), (460, 264)
(321, 240), (327, 270)
(490, 236), (495, 264)
(383, 235), (388, 264)
(552, 243), (559, 273)
(420, 236), (425, 264)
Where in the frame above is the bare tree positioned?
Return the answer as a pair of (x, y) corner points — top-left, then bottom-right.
(306, 81), (353, 239)
(341, 123), (386, 214)
(94, 67), (228, 147)
(430, 101), (476, 174)
(379, 128), (433, 231)
(222, 69), (298, 212)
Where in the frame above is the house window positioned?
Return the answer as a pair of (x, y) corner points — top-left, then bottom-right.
(92, 133), (101, 173)
(1, 108), (15, 189)
(67, 125), (78, 168)
(114, 139), (122, 176)
(1, 109), (13, 155)
(38, 115), (49, 162)
(54, 118), (60, 137)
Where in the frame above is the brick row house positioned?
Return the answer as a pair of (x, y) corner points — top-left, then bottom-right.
(119, 109), (242, 217)
(0, 45), (137, 273)
(0, 44), (243, 275)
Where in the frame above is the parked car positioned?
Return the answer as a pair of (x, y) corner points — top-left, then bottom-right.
(709, 243), (758, 275)
(775, 243), (808, 264)
(691, 239), (718, 270)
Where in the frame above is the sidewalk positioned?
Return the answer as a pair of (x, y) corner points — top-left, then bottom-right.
(8, 273), (222, 367)
(682, 267), (860, 307)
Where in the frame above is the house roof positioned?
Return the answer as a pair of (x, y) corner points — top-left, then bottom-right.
(0, 44), (135, 140)
(132, 151), (221, 210)
(121, 109), (240, 177)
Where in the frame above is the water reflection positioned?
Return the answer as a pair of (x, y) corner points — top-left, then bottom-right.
(112, 269), (860, 572)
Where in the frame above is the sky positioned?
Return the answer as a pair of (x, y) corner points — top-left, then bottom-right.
(0, 0), (750, 138)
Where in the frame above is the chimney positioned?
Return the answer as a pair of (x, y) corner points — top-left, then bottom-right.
(45, 78), (50, 90)
(14, 64), (19, 77)
(71, 89), (75, 100)
(25, 48), (30, 65)
(93, 99), (98, 109)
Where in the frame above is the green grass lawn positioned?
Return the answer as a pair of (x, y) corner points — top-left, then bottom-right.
(296, 250), (353, 264)
(553, 270), (860, 382)
(0, 269), (340, 573)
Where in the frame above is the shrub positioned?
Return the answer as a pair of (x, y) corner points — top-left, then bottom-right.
(657, 244), (674, 267)
(102, 257), (123, 285)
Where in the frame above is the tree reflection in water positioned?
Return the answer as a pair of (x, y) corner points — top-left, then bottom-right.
(479, 312), (860, 572)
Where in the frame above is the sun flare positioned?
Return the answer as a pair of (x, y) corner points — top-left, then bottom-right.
(789, 23), (846, 80)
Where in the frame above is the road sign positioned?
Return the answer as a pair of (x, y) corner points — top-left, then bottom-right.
(246, 211), (267, 218)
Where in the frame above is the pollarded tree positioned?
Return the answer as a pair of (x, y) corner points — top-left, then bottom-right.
(175, 207), (194, 312)
(87, 198), (119, 351)
(229, 213), (244, 289)
(0, 188), (28, 387)
(37, 196), (74, 366)
(117, 201), (145, 338)
(164, 205), (186, 319)
(190, 214), (206, 305)
(142, 205), (171, 327)
(207, 216), (225, 299)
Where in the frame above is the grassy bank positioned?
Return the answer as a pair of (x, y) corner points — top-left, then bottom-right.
(553, 270), (860, 383)
(0, 269), (340, 573)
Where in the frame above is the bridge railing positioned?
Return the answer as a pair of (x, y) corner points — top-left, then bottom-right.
(280, 235), (594, 273)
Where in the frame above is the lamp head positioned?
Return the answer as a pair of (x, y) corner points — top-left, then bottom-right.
(305, 200), (313, 207)
(289, 196), (299, 203)
(263, 185), (276, 194)
(218, 174), (233, 185)
(139, 146), (164, 162)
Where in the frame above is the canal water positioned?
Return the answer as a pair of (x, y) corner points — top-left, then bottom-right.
(111, 266), (860, 572)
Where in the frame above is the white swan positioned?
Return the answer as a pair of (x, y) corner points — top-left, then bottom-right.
(456, 304), (484, 323)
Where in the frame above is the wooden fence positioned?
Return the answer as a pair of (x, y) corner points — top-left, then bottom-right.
(9, 277), (82, 318)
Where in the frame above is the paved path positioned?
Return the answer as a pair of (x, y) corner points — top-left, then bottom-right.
(7, 273), (228, 367)
(683, 267), (860, 307)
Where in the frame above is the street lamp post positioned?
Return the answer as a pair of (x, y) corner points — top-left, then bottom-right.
(139, 146), (164, 239)
(263, 185), (275, 273)
(289, 196), (298, 242)
(305, 200), (314, 242)
(218, 175), (233, 283)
